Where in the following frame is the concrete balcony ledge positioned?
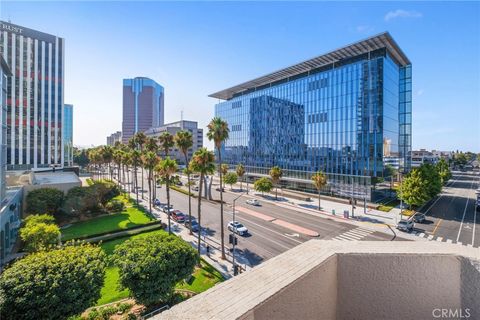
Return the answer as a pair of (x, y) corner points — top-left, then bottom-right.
(159, 241), (480, 320)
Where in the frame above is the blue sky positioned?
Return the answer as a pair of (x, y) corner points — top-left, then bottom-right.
(1, 1), (479, 151)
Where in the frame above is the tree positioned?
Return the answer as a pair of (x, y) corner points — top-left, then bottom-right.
(254, 177), (273, 195)
(311, 171), (327, 211)
(113, 233), (198, 306)
(436, 158), (452, 184)
(0, 243), (106, 320)
(207, 117), (230, 260)
(454, 152), (468, 168)
(156, 157), (178, 234)
(158, 131), (175, 157)
(220, 163), (229, 176)
(398, 168), (430, 208)
(143, 151), (160, 216)
(73, 147), (89, 167)
(175, 130), (194, 234)
(420, 163), (442, 198)
(23, 214), (55, 226)
(130, 148), (142, 205)
(269, 166), (283, 200)
(223, 172), (238, 190)
(189, 148), (215, 256)
(20, 220), (60, 252)
(100, 145), (114, 180)
(236, 164), (245, 191)
(26, 188), (64, 216)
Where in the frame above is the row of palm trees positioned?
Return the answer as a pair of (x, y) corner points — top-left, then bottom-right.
(86, 117), (230, 259)
(87, 116), (329, 259)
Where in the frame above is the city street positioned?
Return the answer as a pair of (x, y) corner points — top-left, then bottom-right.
(415, 171), (480, 247)
(128, 170), (408, 267)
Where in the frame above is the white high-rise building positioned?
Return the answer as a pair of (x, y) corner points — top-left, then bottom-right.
(0, 21), (65, 170)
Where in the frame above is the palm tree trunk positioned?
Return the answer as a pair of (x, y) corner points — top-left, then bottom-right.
(218, 152), (226, 260)
(148, 169), (152, 216)
(135, 166), (139, 205)
(318, 191), (321, 211)
(275, 186), (278, 200)
(167, 178), (171, 235)
(197, 173), (204, 256)
(141, 167), (145, 199)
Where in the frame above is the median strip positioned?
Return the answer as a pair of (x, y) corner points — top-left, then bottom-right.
(271, 219), (319, 237)
(236, 206), (276, 222)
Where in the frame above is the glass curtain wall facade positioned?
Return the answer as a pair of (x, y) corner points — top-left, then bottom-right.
(213, 34), (411, 200)
(0, 21), (65, 170)
(63, 104), (73, 166)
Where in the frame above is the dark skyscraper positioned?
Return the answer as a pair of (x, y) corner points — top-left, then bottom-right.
(122, 77), (164, 143)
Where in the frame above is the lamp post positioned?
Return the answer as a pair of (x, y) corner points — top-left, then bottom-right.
(232, 192), (246, 275)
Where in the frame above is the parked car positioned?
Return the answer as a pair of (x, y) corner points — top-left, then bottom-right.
(154, 198), (161, 206)
(228, 221), (248, 236)
(185, 217), (200, 232)
(396, 219), (414, 232)
(171, 210), (186, 223)
(193, 185), (199, 191)
(413, 213), (426, 223)
(176, 180), (183, 186)
(216, 187), (225, 192)
(246, 199), (260, 206)
(161, 204), (173, 213)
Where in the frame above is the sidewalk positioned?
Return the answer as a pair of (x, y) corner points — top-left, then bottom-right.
(125, 189), (246, 280)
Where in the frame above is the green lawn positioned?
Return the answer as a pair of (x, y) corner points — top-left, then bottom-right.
(96, 229), (224, 306)
(61, 195), (153, 241)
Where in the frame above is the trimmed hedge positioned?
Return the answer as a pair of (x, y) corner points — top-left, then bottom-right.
(170, 185), (196, 198)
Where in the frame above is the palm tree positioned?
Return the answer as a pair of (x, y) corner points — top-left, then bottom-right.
(113, 149), (123, 188)
(144, 137), (159, 200)
(311, 171), (328, 211)
(174, 130), (194, 234)
(143, 151), (160, 215)
(158, 131), (175, 157)
(122, 150), (132, 196)
(156, 157), (178, 234)
(101, 145), (114, 180)
(236, 164), (245, 191)
(131, 149), (142, 205)
(127, 138), (137, 192)
(134, 132), (147, 199)
(189, 148), (215, 256)
(269, 166), (283, 200)
(207, 117), (230, 260)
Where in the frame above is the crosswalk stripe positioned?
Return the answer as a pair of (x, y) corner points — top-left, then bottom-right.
(436, 237), (443, 242)
(418, 233), (425, 238)
(355, 228), (373, 234)
(446, 239), (453, 244)
(466, 244), (472, 247)
(348, 229), (372, 237)
(336, 234), (361, 241)
(427, 235), (434, 240)
(457, 241), (463, 245)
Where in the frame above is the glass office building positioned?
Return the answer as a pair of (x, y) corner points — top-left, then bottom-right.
(211, 32), (412, 200)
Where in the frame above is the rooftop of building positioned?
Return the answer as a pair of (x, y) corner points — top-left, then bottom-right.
(0, 20), (60, 43)
(6, 170), (81, 186)
(144, 120), (201, 134)
(209, 32), (410, 101)
(159, 240), (480, 320)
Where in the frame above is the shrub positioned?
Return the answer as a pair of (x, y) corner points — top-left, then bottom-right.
(90, 180), (120, 206)
(26, 188), (64, 216)
(20, 221), (60, 252)
(63, 186), (100, 216)
(24, 214), (56, 226)
(105, 199), (125, 212)
(0, 243), (106, 320)
(113, 233), (198, 306)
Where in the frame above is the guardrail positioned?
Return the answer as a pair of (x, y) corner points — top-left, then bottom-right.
(141, 305), (170, 319)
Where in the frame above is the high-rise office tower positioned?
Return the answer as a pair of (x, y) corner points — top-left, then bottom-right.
(211, 32), (412, 200)
(0, 21), (65, 170)
(122, 77), (164, 143)
(63, 104), (73, 166)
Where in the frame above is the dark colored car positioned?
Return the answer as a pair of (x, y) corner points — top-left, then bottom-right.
(171, 210), (186, 223)
(413, 213), (426, 223)
(154, 198), (161, 206)
(184, 218), (200, 232)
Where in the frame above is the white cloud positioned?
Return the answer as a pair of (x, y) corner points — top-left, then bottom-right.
(356, 25), (374, 33)
(384, 9), (423, 22)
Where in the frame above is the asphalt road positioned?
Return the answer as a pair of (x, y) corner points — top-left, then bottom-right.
(124, 170), (406, 267)
(416, 171), (480, 247)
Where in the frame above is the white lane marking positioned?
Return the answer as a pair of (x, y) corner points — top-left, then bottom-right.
(446, 239), (452, 243)
(336, 234), (361, 241)
(347, 229), (371, 237)
(427, 235), (434, 240)
(418, 233), (425, 238)
(436, 237), (443, 242)
(456, 178), (475, 242)
(472, 176), (479, 246)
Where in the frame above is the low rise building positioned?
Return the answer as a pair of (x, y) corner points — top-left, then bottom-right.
(107, 131), (122, 146)
(144, 120), (203, 165)
(411, 149), (439, 167)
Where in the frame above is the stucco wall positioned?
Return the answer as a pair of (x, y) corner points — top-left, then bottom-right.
(242, 255), (337, 320)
